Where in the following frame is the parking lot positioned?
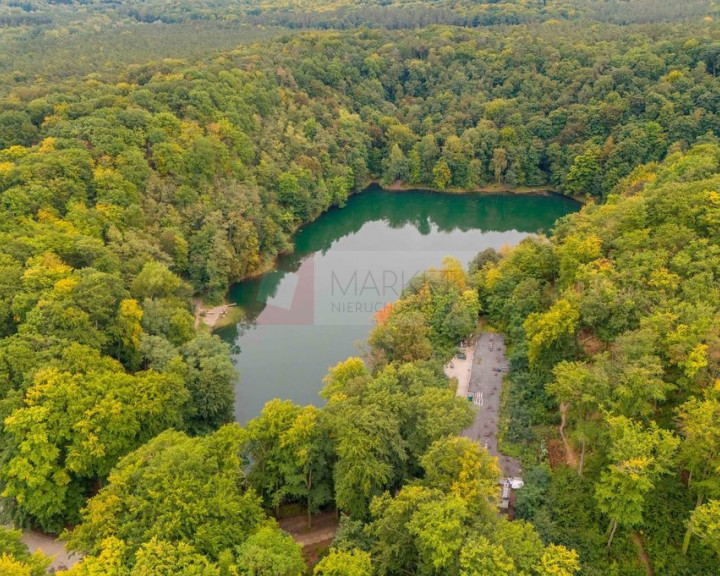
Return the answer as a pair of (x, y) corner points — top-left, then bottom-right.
(461, 332), (521, 478)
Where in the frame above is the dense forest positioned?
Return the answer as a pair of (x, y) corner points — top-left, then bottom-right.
(476, 143), (720, 574)
(6, 22), (720, 300)
(0, 0), (716, 87)
(1, 0), (720, 573)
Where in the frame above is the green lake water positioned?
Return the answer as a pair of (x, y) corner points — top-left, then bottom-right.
(216, 184), (580, 423)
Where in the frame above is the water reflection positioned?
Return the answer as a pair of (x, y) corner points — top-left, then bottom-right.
(217, 185), (579, 422)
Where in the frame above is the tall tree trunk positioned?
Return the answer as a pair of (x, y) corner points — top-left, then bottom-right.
(275, 481), (280, 517)
(683, 493), (704, 555)
(579, 440), (586, 477)
(607, 518), (618, 549)
(306, 471), (313, 529)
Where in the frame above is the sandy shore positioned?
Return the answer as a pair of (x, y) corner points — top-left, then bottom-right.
(194, 300), (238, 329)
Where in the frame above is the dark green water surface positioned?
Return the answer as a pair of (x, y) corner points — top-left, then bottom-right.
(216, 185), (579, 422)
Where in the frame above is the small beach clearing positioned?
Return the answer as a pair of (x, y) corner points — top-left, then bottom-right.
(194, 300), (239, 329)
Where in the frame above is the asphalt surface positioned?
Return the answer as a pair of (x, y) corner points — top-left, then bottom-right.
(22, 530), (80, 572)
(0, 521), (80, 573)
(462, 332), (522, 478)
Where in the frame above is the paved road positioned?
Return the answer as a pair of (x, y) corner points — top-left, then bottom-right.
(462, 332), (522, 478)
(0, 522), (79, 573)
(22, 530), (79, 573)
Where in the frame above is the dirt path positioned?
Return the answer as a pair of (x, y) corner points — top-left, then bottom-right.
(445, 341), (475, 399)
(558, 403), (578, 468)
(631, 532), (654, 576)
(278, 511), (338, 547)
(12, 511), (337, 573)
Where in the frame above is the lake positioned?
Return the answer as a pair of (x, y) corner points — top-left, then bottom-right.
(216, 185), (580, 423)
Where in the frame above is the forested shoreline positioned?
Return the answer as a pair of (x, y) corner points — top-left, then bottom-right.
(5, 22), (720, 301)
(2, 0), (720, 573)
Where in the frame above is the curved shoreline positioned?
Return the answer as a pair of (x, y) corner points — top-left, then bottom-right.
(196, 182), (582, 325)
(368, 178), (564, 197)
